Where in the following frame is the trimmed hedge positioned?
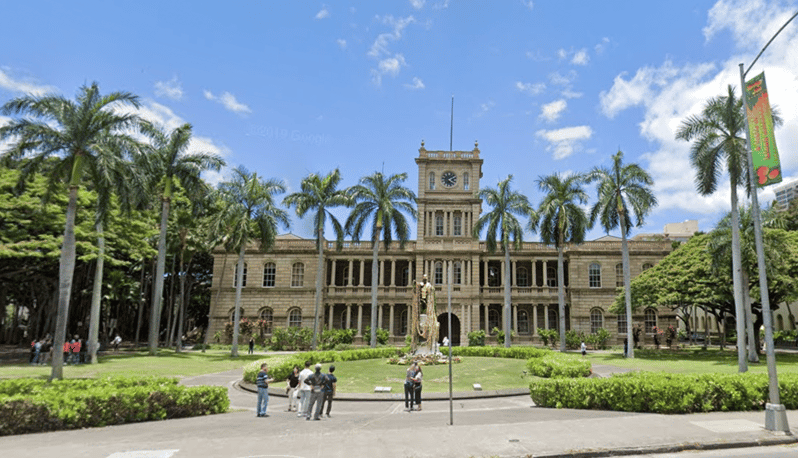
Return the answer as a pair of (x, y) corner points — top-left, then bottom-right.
(0, 377), (229, 436)
(527, 354), (592, 378)
(451, 346), (550, 360)
(243, 348), (403, 383)
(529, 372), (798, 414)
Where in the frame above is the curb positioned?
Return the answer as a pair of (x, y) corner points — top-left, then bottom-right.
(527, 434), (798, 457)
(236, 380), (530, 401)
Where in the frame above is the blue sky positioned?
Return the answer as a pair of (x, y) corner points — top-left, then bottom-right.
(1, 0), (797, 241)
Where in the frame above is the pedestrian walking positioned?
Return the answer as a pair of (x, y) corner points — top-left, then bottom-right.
(248, 337), (255, 355)
(256, 363), (274, 417)
(305, 363), (325, 420)
(297, 360), (313, 418)
(286, 365), (300, 412)
(111, 334), (122, 352)
(404, 363), (417, 411)
(412, 365), (423, 411)
(319, 365), (337, 417)
(581, 340), (587, 357)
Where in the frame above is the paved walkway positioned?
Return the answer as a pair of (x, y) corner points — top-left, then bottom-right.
(2, 368), (796, 458)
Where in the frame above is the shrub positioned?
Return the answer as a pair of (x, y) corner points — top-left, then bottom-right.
(565, 330), (583, 350)
(526, 354), (591, 379)
(451, 346), (549, 360)
(270, 326), (312, 351)
(537, 328), (558, 348)
(319, 329), (355, 350)
(529, 372), (798, 413)
(467, 329), (486, 347)
(492, 327), (517, 345)
(363, 327), (390, 345)
(242, 348), (403, 383)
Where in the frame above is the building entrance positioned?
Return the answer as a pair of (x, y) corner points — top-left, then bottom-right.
(437, 313), (461, 346)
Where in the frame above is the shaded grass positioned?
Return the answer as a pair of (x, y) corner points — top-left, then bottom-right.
(585, 347), (798, 374)
(319, 357), (532, 394)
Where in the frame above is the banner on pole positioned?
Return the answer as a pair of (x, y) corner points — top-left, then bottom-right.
(744, 72), (782, 187)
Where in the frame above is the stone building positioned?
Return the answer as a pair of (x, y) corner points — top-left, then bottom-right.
(208, 142), (677, 346)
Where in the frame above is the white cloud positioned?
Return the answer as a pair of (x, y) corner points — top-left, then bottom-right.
(571, 48), (589, 65)
(549, 70), (577, 86)
(561, 89), (583, 99)
(204, 90), (252, 115)
(594, 37), (610, 54)
(540, 99), (567, 122)
(336, 38), (347, 49)
(556, 48), (568, 60)
(410, 0), (425, 9)
(432, 0), (449, 10)
(535, 125), (592, 159)
(516, 81), (546, 96)
(521, 1), (534, 11)
(703, 0), (798, 52)
(372, 54), (407, 85)
(0, 68), (57, 96)
(315, 7), (329, 19)
(368, 16), (415, 85)
(154, 76), (183, 101)
(473, 100), (495, 118)
(404, 77), (425, 90)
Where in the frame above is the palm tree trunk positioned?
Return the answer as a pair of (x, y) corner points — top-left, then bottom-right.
(51, 185), (79, 381)
(621, 211), (634, 359)
(557, 246), (566, 352)
(175, 252), (188, 353)
(203, 253), (228, 353)
(312, 227), (324, 350)
(370, 234), (380, 348)
(504, 246), (512, 348)
(730, 187), (748, 372)
(88, 221), (105, 364)
(149, 198), (170, 355)
(231, 243), (246, 357)
(741, 271), (759, 362)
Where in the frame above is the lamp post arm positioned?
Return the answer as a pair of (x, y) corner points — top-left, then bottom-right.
(744, 10), (798, 77)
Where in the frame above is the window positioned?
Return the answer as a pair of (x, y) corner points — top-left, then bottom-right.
(262, 262), (275, 287)
(288, 308), (302, 327)
(548, 308), (558, 331)
(453, 262), (462, 284)
(259, 308), (273, 334)
(435, 214), (444, 236)
(453, 215), (462, 236)
(228, 308), (238, 322)
(518, 310), (530, 334)
(617, 312), (627, 334)
(488, 308), (500, 333)
(615, 263), (624, 287)
(401, 267), (410, 286)
(400, 309), (408, 335)
(642, 263), (653, 271)
(590, 308), (603, 334)
(645, 308), (657, 333)
(589, 263), (601, 288)
(429, 172), (435, 190)
(517, 267), (529, 287)
(339, 310), (348, 329)
(463, 172), (469, 190)
(291, 263), (304, 287)
(434, 261), (443, 284)
(488, 266), (500, 287)
(547, 264), (557, 287)
(234, 263), (247, 287)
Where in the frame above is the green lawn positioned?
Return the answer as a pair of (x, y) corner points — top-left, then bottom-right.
(585, 347), (798, 374)
(0, 349), (273, 380)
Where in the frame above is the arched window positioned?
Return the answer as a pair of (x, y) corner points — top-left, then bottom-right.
(547, 264), (557, 287)
(548, 307), (558, 331)
(429, 172), (436, 190)
(488, 266), (500, 287)
(642, 263), (653, 271)
(341, 265), (350, 285)
(644, 308), (657, 333)
(453, 215), (462, 236)
(488, 308), (500, 333)
(615, 263), (624, 287)
(288, 308), (302, 328)
(518, 310), (530, 334)
(777, 314), (784, 331)
(400, 309), (408, 335)
(463, 172), (469, 190)
(402, 267), (410, 286)
(434, 261), (443, 284)
(228, 308), (238, 323)
(589, 263), (601, 288)
(339, 310), (348, 329)
(590, 308), (603, 334)
(435, 214), (444, 236)
(259, 307), (273, 334)
(262, 262), (276, 287)
(517, 267), (529, 287)
(617, 312), (627, 334)
(234, 263), (247, 287)
(453, 261), (462, 284)
(291, 263), (304, 287)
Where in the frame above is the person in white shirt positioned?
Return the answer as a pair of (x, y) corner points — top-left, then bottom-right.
(297, 360), (314, 418)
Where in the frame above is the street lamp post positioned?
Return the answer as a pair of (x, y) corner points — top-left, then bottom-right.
(736, 9), (798, 433)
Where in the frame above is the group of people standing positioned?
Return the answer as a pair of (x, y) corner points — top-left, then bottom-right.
(404, 362), (423, 411)
(256, 360), (337, 419)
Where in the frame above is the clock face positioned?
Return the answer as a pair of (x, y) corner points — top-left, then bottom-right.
(441, 171), (457, 188)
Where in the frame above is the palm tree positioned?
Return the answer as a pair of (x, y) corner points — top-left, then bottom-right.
(283, 169), (353, 350)
(139, 122), (224, 355)
(587, 150), (657, 359)
(675, 85), (781, 369)
(0, 82), (141, 380)
(473, 175), (533, 347)
(345, 172), (417, 348)
(533, 173), (590, 352)
(213, 166), (289, 357)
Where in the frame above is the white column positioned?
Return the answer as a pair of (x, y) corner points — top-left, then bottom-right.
(357, 304), (363, 336)
(378, 304), (383, 329)
(348, 259), (354, 286)
(346, 304), (352, 329)
(483, 261), (488, 286)
(460, 304), (467, 346)
(544, 305), (549, 330)
(328, 304), (334, 330)
(484, 304), (489, 333)
(379, 260), (385, 287)
(542, 261), (548, 287)
(390, 260), (396, 286)
(389, 304), (395, 337)
(359, 259), (365, 286)
(533, 305), (538, 335)
(512, 261), (517, 287)
(331, 260), (337, 286)
(513, 305), (518, 333)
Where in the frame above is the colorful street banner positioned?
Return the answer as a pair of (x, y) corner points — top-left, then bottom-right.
(744, 71), (782, 187)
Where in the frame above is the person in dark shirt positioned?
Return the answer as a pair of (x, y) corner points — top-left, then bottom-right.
(319, 365), (337, 417)
(305, 363), (325, 420)
(256, 363), (274, 417)
(286, 365), (300, 412)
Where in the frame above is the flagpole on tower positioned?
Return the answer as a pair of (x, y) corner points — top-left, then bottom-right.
(450, 95), (454, 152)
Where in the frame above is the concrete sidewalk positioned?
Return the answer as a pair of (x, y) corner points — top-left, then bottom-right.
(1, 369), (795, 458)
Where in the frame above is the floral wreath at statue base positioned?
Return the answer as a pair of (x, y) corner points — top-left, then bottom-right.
(387, 353), (462, 365)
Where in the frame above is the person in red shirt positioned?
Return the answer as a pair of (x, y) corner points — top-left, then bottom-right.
(70, 336), (81, 364)
(63, 341), (70, 364)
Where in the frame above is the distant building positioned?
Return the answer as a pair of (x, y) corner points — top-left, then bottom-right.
(774, 179), (798, 211)
(631, 220), (698, 243)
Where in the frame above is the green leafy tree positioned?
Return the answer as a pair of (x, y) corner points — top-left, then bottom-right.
(283, 169), (353, 350)
(345, 172), (417, 348)
(0, 83), (141, 380)
(533, 173), (590, 352)
(587, 150), (657, 359)
(212, 166), (288, 357)
(139, 122), (224, 355)
(473, 175), (533, 347)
